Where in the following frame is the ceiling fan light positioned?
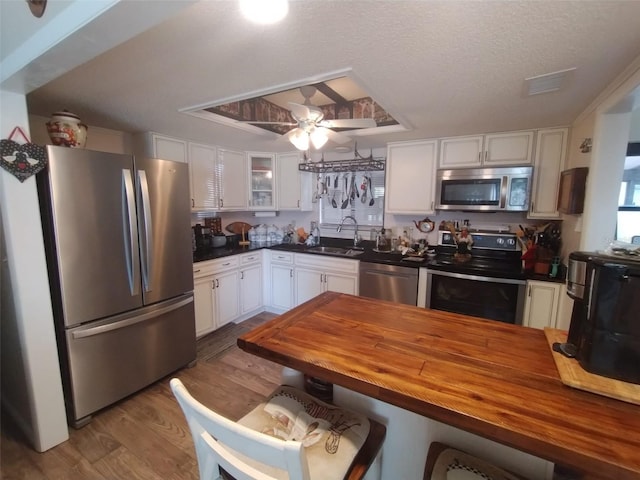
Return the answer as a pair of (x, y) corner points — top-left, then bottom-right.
(239, 0), (289, 24)
(290, 129), (309, 151)
(310, 127), (329, 149)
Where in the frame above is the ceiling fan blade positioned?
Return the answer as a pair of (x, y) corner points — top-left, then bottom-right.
(288, 102), (313, 121)
(288, 102), (323, 122)
(324, 128), (352, 145)
(319, 118), (377, 129)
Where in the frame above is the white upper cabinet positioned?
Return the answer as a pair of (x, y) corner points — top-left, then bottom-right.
(528, 128), (568, 219)
(484, 131), (534, 166)
(276, 152), (312, 211)
(439, 135), (484, 168)
(141, 132), (187, 163)
(247, 152), (275, 210)
(385, 140), (438, 215)
(217, 148), (248, 210)
(439, 131), (534, 168)
(189, 142), (218, 210)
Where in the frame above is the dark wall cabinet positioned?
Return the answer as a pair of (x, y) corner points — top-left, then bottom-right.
(557, 167), (588, 214)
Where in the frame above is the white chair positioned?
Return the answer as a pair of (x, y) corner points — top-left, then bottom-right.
(170, 378), (385, 480)
(423, 442), (528, 480)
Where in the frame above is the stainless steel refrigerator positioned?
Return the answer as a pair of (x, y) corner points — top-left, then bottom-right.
(37, 146), (195, 428)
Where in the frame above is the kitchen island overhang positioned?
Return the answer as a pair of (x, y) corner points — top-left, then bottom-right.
(238, 292), (640, 480)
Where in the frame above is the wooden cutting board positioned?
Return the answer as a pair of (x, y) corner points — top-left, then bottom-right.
(225, 222), (253, 235)
(544, 328), (640, 405)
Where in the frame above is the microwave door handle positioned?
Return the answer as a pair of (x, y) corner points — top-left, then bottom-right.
(500, 176), (508, 208)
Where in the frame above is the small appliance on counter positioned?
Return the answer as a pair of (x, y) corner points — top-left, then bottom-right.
(562, 251), (640, 384)
(193, 223), (226, 249)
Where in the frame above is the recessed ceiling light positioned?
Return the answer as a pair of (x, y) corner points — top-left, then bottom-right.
(239, 0), (288, 24)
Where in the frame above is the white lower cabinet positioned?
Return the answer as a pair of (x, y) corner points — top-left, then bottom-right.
(192, 256), (240, 338)
(239, 253), (263, 315)
(214, 269), (240, 328)
(193, 274), (216, 337)
(270, 251), (295, 312)
(522, 280), (562, 330)
(294, 253), (358, 306)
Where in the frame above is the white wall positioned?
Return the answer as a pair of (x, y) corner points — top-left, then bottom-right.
(629, 109), (640, 142)
(0, 90), (68, 451)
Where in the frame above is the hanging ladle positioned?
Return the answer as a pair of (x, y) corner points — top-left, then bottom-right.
(368, 175), (374, 206)
(341, 175), (349, 209)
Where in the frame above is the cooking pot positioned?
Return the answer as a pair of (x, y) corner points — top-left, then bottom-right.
(413, 217), (435, 233)
(212, 234), (227, 248)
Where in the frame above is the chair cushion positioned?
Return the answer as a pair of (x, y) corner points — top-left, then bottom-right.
(428, 444), (525, 480)
(238, 385), (371, 479)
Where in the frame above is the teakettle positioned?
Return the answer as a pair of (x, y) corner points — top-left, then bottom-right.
(413, 217), (435, 233)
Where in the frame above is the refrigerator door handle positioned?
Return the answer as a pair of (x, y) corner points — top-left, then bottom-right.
(137, 170), (154, 293)
(72, 295), (193, 339)
(122, 169), (140, 296)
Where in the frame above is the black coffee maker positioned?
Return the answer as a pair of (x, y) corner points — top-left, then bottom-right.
(563, 251), (640, 384)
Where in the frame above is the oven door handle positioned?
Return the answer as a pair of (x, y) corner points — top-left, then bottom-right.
(427, 269), (526, 285)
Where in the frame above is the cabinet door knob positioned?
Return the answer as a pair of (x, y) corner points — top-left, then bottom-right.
(241, 271), (244, 279)
(290, 269), (293, 277)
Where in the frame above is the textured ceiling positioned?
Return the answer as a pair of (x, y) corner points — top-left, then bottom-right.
(20, 0), (640, 152)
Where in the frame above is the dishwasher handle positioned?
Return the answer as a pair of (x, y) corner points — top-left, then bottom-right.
(361, 269), (417, 281)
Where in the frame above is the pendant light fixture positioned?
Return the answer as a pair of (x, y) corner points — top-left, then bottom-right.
(289, 129), (310, 151)
(309, 127), (329, 149)
(288, 126), (329, 151)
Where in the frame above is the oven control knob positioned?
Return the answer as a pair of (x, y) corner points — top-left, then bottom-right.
(507, 238), (516, 246)
(496, 237), (505, 245)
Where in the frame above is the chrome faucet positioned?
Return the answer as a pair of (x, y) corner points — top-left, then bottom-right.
(337, 215), (360, 246)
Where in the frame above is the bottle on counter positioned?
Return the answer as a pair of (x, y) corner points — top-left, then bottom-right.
(308, 221), (321, 246)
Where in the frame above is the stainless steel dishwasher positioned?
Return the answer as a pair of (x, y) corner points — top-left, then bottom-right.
(358, 262), (419, 306)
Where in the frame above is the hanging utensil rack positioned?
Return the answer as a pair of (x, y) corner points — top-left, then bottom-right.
(298, 145), (385, 173)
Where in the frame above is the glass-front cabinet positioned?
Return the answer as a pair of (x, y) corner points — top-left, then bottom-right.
(248, 153), (275, 210)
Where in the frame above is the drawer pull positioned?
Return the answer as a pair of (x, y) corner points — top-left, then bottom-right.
(194, 269), (201, 273)
(222, 262), (231, 266)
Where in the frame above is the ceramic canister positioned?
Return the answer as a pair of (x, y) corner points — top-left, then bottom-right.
(46, 110), (88, 148)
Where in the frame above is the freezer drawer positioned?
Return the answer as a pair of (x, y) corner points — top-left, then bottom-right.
(64, 294), (195, 426)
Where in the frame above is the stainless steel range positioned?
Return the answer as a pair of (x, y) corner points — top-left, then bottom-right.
(425, 231), (526, 324)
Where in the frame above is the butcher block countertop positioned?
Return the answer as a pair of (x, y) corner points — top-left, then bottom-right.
(238, 292), (640, 479)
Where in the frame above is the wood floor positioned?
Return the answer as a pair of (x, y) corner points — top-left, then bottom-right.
(0, 313), (282, 480)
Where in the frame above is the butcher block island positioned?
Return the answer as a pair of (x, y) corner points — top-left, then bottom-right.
(238, 292), (640, 480)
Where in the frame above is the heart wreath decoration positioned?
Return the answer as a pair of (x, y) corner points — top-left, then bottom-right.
(0, 126), (47, 183)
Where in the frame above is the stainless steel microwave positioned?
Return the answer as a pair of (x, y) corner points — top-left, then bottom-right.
(435, 166), (533, 212)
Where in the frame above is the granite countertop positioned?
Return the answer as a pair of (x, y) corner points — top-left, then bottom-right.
(193, 238), (429, 268)
(193, 237), (566, 282)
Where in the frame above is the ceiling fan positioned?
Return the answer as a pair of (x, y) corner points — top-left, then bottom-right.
(245, 85), (377, 151)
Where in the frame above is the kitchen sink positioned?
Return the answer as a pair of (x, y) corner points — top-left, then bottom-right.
(306, 246), (364, 257)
